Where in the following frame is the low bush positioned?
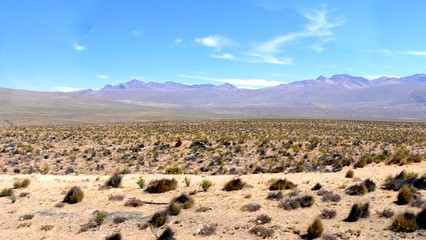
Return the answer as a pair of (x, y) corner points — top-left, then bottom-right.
(0, 188), (13, 197)
(269, 179), (297, 191)
(311, 183), (322, 191)
(306, 218), (323, 239)
(137, 177), (145, 189)
(113, 216), (127, 224)
(240, 203), (261, 212)
(13, 179), (30, 189)
(345, 170), (354, 178)
(149, 210), (168, 228)
(108, 194), (124, 201)
(106, 232), (122, 240)
(255, 214), (272, 225)
(165, 166), (183, 175)
(158, 227), (176, 240)
(280, 195), (314, 210)
(145, 178), (177, 193)
(124, 198), (144, 207)
(201, 179), (212, 191)
(223, 178), (246, 191)
(382, 171), (418, 191)
(249, 226), (274, 238)
(266, 191), (283, 200)
(396, 185), (415, 205)
(345, 179), (375, 195)
(170, 193), (194, 209)
(344, 202), (369, 222)
(320, 209), (337, 219)
(194, 225), (216, 236)
(63, 186), (84, 204)
(105, 174), (123, 188)
(321, 192), (341, 202)
(417, 208), (426, 229)
(390, 212), (417, 232)
(377, 208), (394, 218)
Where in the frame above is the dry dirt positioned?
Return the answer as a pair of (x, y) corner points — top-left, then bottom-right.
(0, 162), (425, 240)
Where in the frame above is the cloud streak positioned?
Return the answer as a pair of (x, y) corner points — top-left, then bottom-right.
(194, 35), (235, 51)
(178, 74), (284, 88)
(74, 43), (87, 52)
(403, 50), (426, 56)
(95, 74), (109, 80)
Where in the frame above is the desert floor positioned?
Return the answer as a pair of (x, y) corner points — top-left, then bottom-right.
(0, 162), (425, 240)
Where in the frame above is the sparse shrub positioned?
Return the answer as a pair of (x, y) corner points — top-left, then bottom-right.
(321, 192), (341, 202)
(194, 225), (216, 236)
(201, 179), (212, 191)
(390, 212), (417, 232)
(255, 214), (272, 225)
(345, 170), (354, 178)
(322, 233), (337, 240)
(269, 179), (296, 191)
(377, 208), (394, 218)
(94, 211), (107, 226)
(108, 194), (124, 201)
(106, 232), (122, 240)
(353, 159), (366, 169)
(184, 177), (191, 187)
(266, 191), (283, 200)
(411, 199), (426, 208)
(298, 195), (315, 208)
(223, 178), (246, 191)
(306, 218), (323, 239)
(249, 226), (274, 238)
(280, 198), (301, 211)
(149, 210), (168, 228)
(19, 214), (34, 221)
(383, 171), (418, 191)
(396, 185), (414, 205)
(55, 202), (65, 208)
(105, 174), (123, 188)
(241, 203), (261, 212)
(170, 193), (194, 209)
(157, 227), (176, 240)
(113, 216), (127, 224)
(346, 179), (375, 195)
(137, 177), (145, 189)
(311, 183), (322, 191)
(145, 178), (177, 193)
(0, 188), (13, 197)
(167, 203), (182, 216)
(320, 209), (337, 219)
(119, 168), (131, 174)
(344, 202), (369, 222)
(63, 186), (84, 204)
(124, 198), (144, 207)
(13, 179), (30, 189)
(165, 166), (183, 175)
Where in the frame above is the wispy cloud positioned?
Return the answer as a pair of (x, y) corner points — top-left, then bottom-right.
(403, 50), (426, 56)
(194, 35), (235, 51)
(74, 43), (87, 52)
(178, 74), (284, 88)
(132, 30), (142, 37)
(95, 74), (109, 80)
(210, 52), (293, 65)
(54, 87), (81, 92)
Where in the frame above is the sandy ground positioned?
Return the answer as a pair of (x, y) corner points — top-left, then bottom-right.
(0, 162), (425, 240)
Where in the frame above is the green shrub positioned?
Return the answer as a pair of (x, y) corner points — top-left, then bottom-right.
(95, 211), (108, 226)
(396, 185), (414, 205)
(223, 178), (246, 191)
(137, 177), (145, 189)
(269, 179), (296, 191)
(353, 159), (366, 169)
(344, 202), (369, 222)
(105, 174), (123, 188)
(0, 188), (13, 197)
(145, 179), (177, 193)
(165, 166), (183, 175)
(345, 170), (354, 178)
(201, 179), (212, 191)
(63, 186), (84, 204)
(306, 218), (323, 239)
(149, 210), (168, 228)
(390, 212), (417, 232)
(346, 179), (375, 195)
(13, 179), (30, 189)
(184, 177), (191, 187)
(119, 168), (132, 174)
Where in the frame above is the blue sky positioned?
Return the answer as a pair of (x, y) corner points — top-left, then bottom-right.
(1, 0), (426, 91)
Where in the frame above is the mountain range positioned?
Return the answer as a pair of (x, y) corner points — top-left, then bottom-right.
(1, 74), (425, 125)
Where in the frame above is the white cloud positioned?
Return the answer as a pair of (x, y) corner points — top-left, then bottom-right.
(256, 7), (345, 54)
(95, 74), (109, 80)
(365, 75), (400, 80)
(194, 35), (234, 50)
(175, 38), (182, 45)
(178, 74), (284, 88)
(403, 50), (426, 56)
(54, 87), (81, 92)
(210, 53), (235, 59)
(74, 43), (87, 52)
(132, 30), (142, 37)
(210, 52), (293, 65)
